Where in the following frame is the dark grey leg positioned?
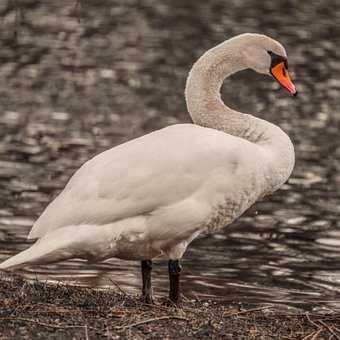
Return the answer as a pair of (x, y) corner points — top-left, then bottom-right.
(168, 259), (182, 303)
(141, 260), (153, 304)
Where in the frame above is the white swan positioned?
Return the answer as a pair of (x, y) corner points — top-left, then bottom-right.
(0, 33), (297, 303)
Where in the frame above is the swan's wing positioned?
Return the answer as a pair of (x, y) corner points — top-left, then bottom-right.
(29, 124), (262, 239)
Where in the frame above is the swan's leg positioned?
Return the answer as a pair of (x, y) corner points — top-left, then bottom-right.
(141, 260), (153, 304)
(168, 259), (182, 303)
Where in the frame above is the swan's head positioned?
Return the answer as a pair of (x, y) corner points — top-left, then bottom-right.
(239, 33), (297, 96)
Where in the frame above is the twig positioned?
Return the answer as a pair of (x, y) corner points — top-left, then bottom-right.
(181, 293), (190, 303)
(108, 278), (127, 296)
(305, 313), (322, 330)
(134, 300), (196, 315)
(84, 324), (89, 340)
(117, 316), (188, 330)
(139, 302), (174, 312)
(302, 330), (317, 340)
(1, 316), (99, 332)
(165, 298), (184, 311)
(318, 320), (340, 340)
(223, 305), (274, 317)
(193, 292), (201, 303)
(310, 328), (323, 340)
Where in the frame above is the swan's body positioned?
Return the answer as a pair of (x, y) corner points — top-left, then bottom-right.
(0, 33), (296, 303)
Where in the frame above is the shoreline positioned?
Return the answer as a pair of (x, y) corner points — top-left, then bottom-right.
(0, 274), (339, 339)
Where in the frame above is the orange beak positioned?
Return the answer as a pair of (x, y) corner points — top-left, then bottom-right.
(270, 62), (297, 96)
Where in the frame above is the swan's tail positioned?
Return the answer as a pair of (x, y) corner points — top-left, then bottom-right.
(0, 222), (124, 271)
(0, 238), (72, 271)
(0, 226), (82, 271)
(0, 246), (40, 270)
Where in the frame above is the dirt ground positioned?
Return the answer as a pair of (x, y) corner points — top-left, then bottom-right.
(0, 274), (339, 339)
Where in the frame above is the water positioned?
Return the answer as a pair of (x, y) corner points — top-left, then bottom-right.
(1, 0), (340, 312)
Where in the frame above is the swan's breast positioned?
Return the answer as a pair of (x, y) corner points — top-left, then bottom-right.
(206, 194), (256, 233)
(202, 148), (272, 233)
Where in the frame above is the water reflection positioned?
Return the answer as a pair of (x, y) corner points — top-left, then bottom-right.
(1, 0), (340, 312)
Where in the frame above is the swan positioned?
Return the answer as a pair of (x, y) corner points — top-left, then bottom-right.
(0, 33), (297, 304)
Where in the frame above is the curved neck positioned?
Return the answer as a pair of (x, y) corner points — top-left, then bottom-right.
(185, 38), (295, 191)
(185, 39), (276, 145)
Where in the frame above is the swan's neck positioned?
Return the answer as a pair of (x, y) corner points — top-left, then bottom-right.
(185, 39), (295, 189)
(185, 40), (265, 143)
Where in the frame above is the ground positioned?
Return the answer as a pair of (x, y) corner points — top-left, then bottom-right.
(0, 274), (339, 339)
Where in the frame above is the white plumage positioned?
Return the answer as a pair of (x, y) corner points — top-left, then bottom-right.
(2, 124), (275, 265)
(0, 34), (296, 303)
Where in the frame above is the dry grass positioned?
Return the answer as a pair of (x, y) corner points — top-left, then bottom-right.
(0, 274), (339, 339)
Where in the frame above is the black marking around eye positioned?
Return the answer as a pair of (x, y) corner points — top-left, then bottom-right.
(267, 50), (288, 69)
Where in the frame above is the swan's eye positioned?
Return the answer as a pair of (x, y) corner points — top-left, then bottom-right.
(268, 51), (287, 70)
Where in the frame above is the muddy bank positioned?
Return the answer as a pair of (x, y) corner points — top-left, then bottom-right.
(0, 274), (339, 339)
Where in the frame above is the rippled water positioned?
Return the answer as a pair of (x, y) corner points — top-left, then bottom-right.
(1, 0), (340, 312)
